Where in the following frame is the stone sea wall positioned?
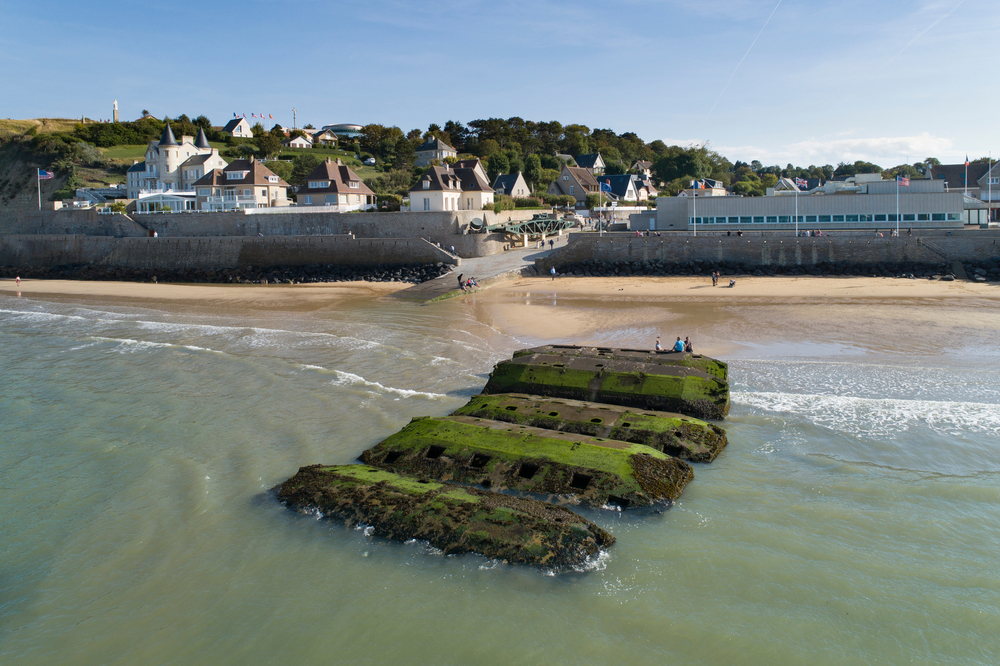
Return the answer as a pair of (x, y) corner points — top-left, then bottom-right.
(539, 231), (1000, 276)
(0, 234), (456, 272)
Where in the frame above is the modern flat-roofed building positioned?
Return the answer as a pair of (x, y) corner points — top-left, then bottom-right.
(633, 175), (969, 232)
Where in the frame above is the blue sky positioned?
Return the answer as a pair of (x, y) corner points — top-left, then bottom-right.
(1, 0), (993, 167)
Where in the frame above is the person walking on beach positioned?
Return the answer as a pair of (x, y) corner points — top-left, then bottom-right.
(549, 266), (557, 280)
(711, 271), (718, 287)
(548, 239), (554, 250)
(684, 337), (693, 353)
(655, 337), (662, 352)
(15, 276), (21, 287)
(457, 273), (464, 289)
(673, 337), (684, 352)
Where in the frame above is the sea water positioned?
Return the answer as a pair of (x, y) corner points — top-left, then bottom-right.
(1, 288), (998, 664)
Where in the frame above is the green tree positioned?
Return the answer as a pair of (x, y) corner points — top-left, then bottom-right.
(255, 133), (282, 158)
(523, 154), (542, 189)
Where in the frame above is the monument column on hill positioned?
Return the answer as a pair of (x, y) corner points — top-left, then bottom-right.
(113, 99), (119, 123)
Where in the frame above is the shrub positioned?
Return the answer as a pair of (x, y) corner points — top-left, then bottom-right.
(514, 196), (542, 207)
(491, 195), (515, 213)
(541, 193), (575, 207)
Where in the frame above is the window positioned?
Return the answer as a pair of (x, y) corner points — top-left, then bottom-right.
(990, 177), (999, 185)
(903, 214), (915, 221)
(303, 195), (312, 205)
(423, 198), (430, 211)
(779, 216), (790, 223)
(226, 171), (248, 180)
(932, 213), (946, 221)
(805, 215), (817, 223)
(268, 176), (279, 183)
(569, 185), (575, 193)
(947, 212), (961, 221)
(752, 216), (764, 224)
(326, 195), (337, 204)
(260, 189), (266, 197)
(349, 181), (359, 188)
(846, 214), (859, 222)
(888, 214), (898, 222)
(832, 215), (845, 222)
(818, 215), (831, 223)
(740, 216), (751, 225)
(563, 175), (569, 180)
(198, 188), (209, 196)
(766, 216), (777, 224)
(309, 180), (330, 189)
(422, 181), (430, 189)
(874, 214), (887, 222)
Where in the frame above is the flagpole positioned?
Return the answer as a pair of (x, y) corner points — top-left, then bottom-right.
(692, 183), (697, 237)
(36, 168), (41, 210)
(895, 176), (900, 237)
(964, 158), (968, 197)
(794, 186), (799, 236)
(990, 153), (994, 225)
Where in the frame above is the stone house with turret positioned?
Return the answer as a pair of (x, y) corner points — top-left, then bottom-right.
(126, 125), (227, 198)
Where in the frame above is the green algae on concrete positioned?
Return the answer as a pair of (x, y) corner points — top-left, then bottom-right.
(514, 345), (729, 382)
(483, 350), (730, 420)
(453, 393), (728, 462)
(275, 464), (614, 570)
(360, 415), (693, 507)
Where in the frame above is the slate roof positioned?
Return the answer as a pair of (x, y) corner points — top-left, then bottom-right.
(222, 118), (248, 133)
(597, 174), (637, 199)
(301, 159), (374, 196)
(179, 154), (217, 168)
(409, 165), (463, 192)
(158, 124), (178, 146)
(416, 137), (455, 153)
(575, 153), (603, 169)
(930, 162), (990, 189)
(632, 160), (653, 171)
(127, 161), (146, 173)
(193, 158), (288, 188)
(454, 165), (493, 192)
(493, 173), (521, 194)
(555, 153), (577, 166)
(194, 128), (211, 149)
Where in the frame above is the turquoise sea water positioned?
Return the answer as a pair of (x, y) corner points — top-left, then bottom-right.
(1, 286), (998, 664)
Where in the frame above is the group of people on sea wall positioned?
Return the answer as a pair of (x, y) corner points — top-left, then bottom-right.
(655, 336), (693, 353)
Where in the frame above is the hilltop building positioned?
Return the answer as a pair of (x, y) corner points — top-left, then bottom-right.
(193, 158), (289, 210)
(415, 137), (457, 167)
(321, 123), (363, 139)
(575, 153), (605, 175)
(221, 118), (254, 138)
(409, 160), (494, 211)
(126, 125), (226, 199)
(297, 159), (376, 211)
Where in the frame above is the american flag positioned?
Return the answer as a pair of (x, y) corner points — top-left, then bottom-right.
(897, 176), (910, 186)
(37, 169), (54, 180)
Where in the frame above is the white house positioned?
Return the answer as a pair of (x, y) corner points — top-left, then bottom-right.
(193, 158), (289, 210)
(493, 172), (532, 198)
(409, 161), (494, 211)
(283, 134), (313, 149)
(126, 125), (227, 198)
(415, 137), (457, 166)
(221, 117), (254, 138)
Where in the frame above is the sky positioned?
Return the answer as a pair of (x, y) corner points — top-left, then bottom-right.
(1, 0), (994, 168)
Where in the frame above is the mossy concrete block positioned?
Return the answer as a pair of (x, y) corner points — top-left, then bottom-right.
(275, 464), (614, 570)
(453, 393), (728, 462)
(514, 345), (729, 382)
(483, 351), (730, 420)
(360, 415), (693, 508)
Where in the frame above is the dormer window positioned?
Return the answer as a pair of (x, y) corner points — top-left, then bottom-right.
(309, 180), (330, 189)
(268, 175), (279, 183)
(227, 170), (249, 180)
(349, 181), (359, 188)
(422, 180), (430, 189)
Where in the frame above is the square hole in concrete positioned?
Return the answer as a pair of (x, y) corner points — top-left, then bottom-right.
(569, 473), (592, 490)
(469, 453), (490, 468)
(518, 462), (539, 479)
(383, 450), (402, 464)
(425, 445), (445, 459)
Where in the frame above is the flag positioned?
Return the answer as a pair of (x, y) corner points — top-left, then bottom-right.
(251, 113), (257, 118)
(600, 179), (612, 192)
(233, 112), (238, 118)
(965, 155), (970, 167)
(897, 176), (910, 186)
(794, 177), (808, 188)
(37, 169), (54, 180)
(269, 114), (273, 119)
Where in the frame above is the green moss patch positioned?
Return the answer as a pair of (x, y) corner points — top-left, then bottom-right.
(360, 415), (693, 507)
(453, 393), (728, 462)
(275, 464), (614, 570)
(484, 351), (730, 420)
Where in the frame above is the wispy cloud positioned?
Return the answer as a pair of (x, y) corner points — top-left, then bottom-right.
(716, 133), (955, 167)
